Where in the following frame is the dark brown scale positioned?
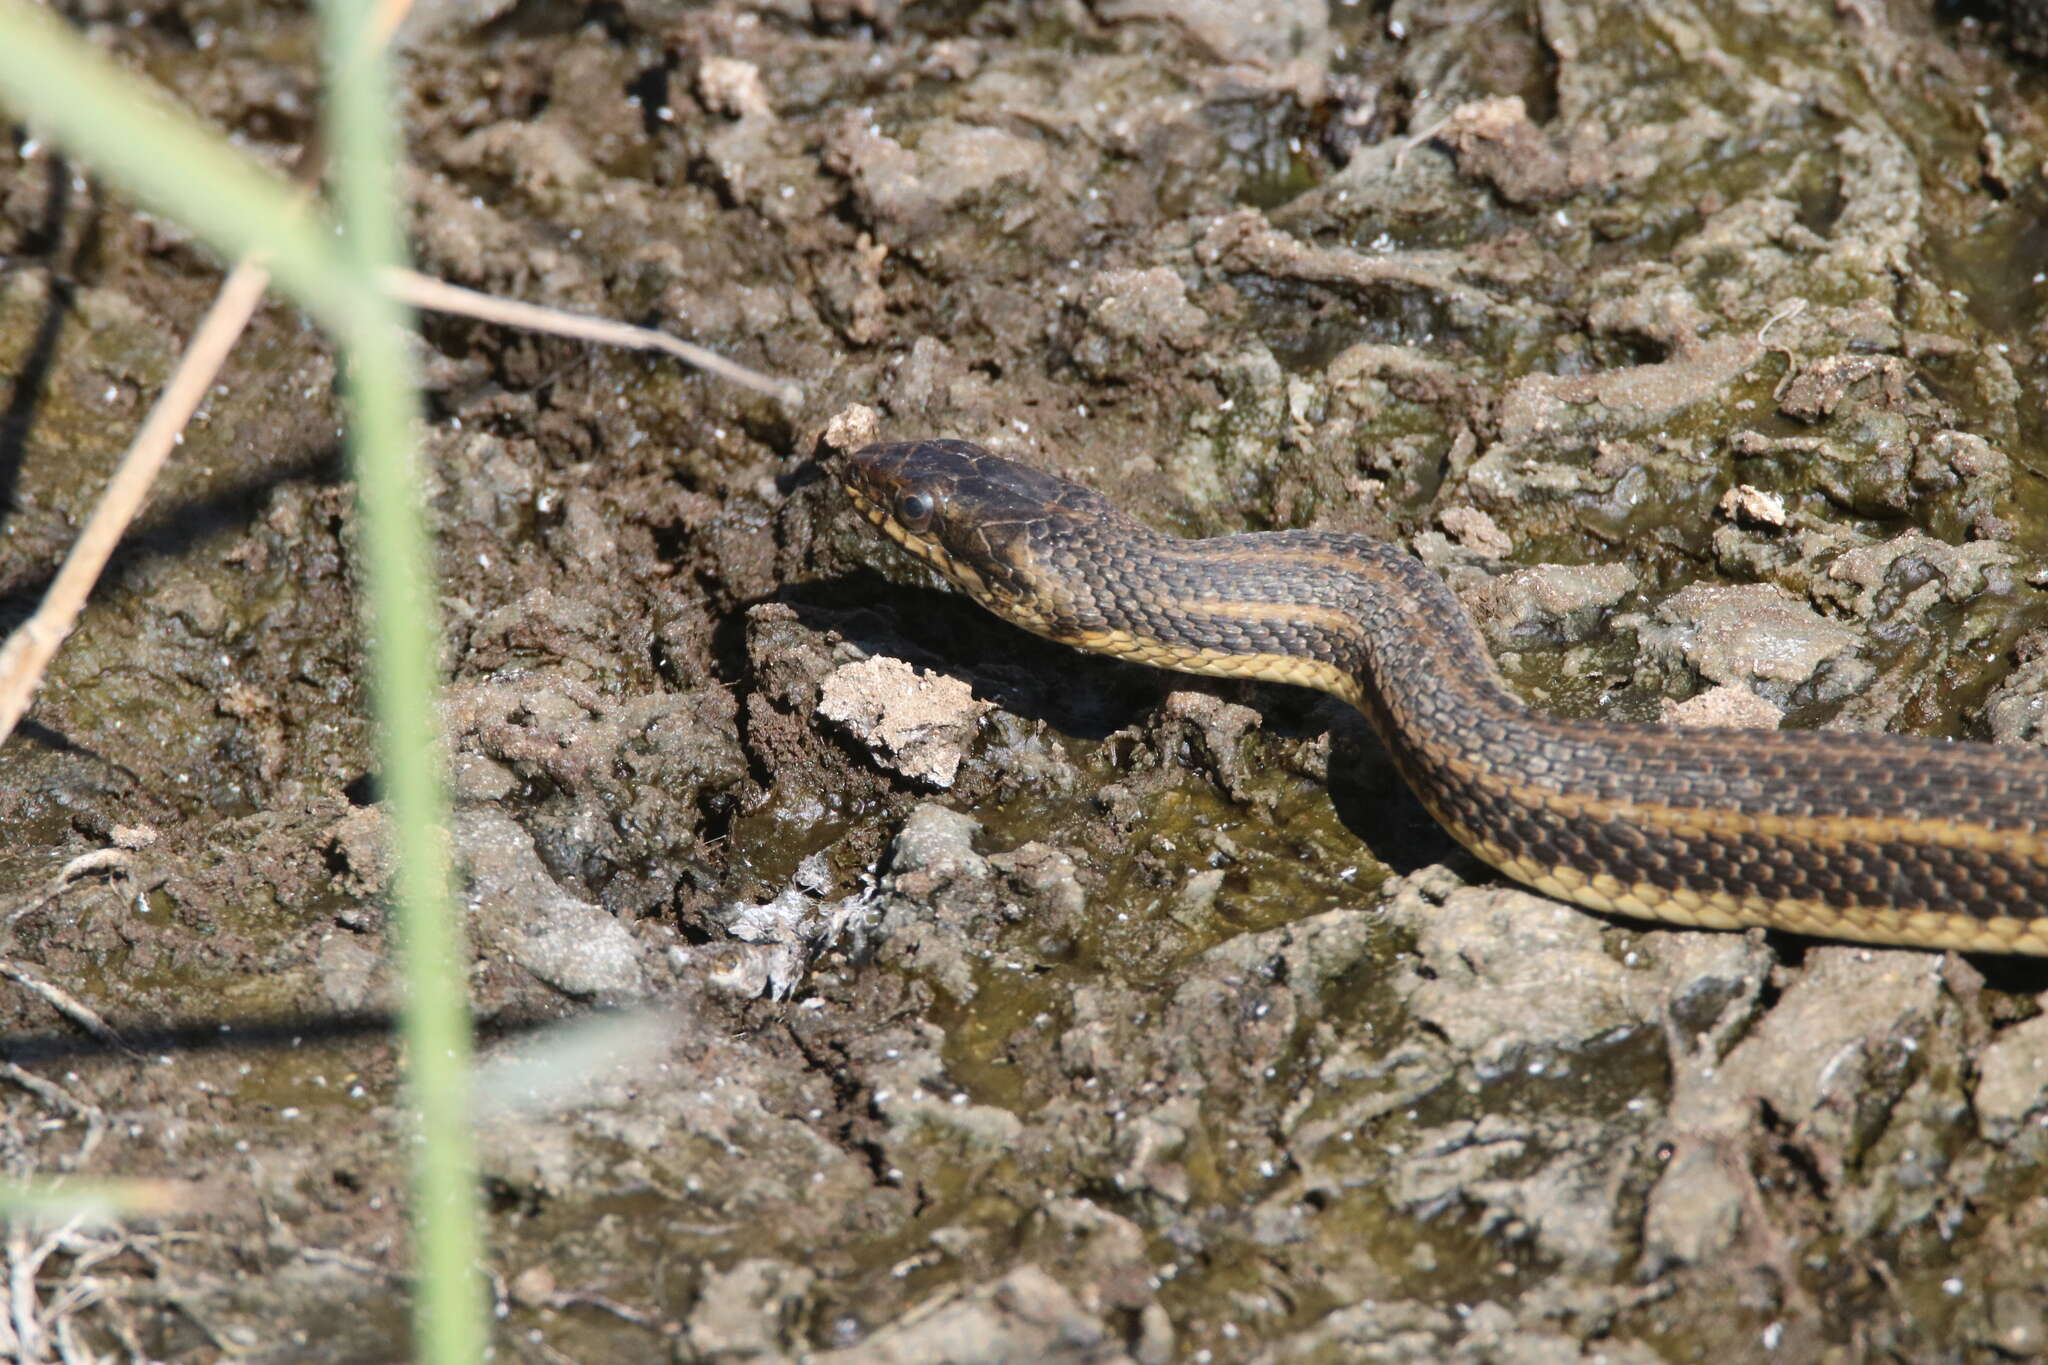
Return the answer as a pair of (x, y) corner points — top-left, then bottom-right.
(841, 440), (2048, 952)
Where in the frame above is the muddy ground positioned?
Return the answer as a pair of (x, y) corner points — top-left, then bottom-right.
(3, 0), (2048, 1359)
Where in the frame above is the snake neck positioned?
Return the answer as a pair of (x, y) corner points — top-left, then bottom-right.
(1024, 526), (1527, 736)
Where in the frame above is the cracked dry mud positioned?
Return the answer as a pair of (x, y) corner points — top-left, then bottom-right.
(4, 1), (2048, 1360)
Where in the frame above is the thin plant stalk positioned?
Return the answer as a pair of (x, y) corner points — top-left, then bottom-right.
(317, 6), (483, 1360)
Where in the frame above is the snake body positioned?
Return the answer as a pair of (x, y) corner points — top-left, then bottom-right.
(840, 439), (2048, 954)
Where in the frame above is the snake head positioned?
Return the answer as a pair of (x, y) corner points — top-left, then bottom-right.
(840, 439), (1099, 627)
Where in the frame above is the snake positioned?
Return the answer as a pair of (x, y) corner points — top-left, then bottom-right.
(837, 438), (2048, 955)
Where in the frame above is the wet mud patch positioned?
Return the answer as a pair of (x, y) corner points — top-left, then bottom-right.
(5, 0), (2048, 1359)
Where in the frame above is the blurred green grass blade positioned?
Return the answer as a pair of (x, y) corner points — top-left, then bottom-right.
(0, 1177), (188, 1223)
(318, 4), (485, 1362)
(0, 0), (359, 332)
(473, 1007), (677, 1121)
(0, 0), (487, 1356)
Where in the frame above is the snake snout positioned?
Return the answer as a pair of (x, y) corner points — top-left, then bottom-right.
(841, 442), (915, 504)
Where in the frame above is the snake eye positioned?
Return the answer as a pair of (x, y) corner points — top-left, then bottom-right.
(894, 490), (935, 530)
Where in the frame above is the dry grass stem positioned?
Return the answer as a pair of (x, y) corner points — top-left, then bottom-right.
(1, 849), (135, 937)
(0, 963), (121, 1049)
(385, 267), (805, 406)
(4, 1216), (89, 1361)
(0, 260), (274, 748)
(0, 259), (802, 755)
(0, 1219), (175, 1363)
(0, 1063), (108, 1169)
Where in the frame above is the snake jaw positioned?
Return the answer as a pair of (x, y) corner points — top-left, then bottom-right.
(839, 446), (1068, 639)
(842, 467), (1000, 602)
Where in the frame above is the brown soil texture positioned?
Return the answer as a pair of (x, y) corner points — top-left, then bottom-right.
(5, 1), (2048, 1360)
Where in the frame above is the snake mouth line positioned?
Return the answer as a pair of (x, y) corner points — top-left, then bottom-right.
(841, 472), (983, 590)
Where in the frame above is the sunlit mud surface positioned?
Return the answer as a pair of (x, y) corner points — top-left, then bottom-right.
(4, 1), (2048, 1358)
